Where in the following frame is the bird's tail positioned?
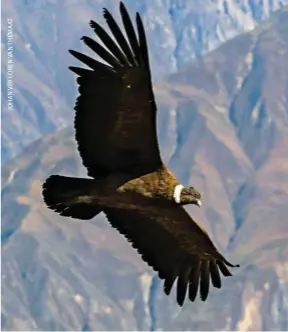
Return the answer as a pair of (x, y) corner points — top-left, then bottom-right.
(42, 175), (102, 220)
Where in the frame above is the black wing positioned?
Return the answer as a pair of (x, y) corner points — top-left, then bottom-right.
(103, 205), (239, 306)
(69, 2), (162, 178)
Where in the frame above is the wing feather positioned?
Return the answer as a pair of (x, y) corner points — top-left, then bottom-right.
(69, 2), (162, 178)
(136, 12), (150, 68)
(103, 205), (238, 306)
(200, 260), (210, 301)
(69, 49), (115, 73)
(188, 260), (201, 302)
(103, 8), (136, 65)
(217, 260), (233, 277)
(119, 2), (140, 64)
(176, 260), (191, 306)
(209, 260), (222, 288)
(81, 36), (122, 68)
(68, 66), (93, 76)
(164, 267), (178, 296)
(89, 20), (128, 66)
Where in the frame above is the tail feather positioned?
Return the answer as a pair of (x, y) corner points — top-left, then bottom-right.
(42, 175), (102, 220)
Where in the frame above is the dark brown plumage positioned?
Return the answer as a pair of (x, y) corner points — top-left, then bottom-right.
(42, 1), (239, 307)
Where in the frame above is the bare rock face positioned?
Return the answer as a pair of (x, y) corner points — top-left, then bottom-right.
(2, 6), (288, 331)
(2, 0), (286, 161)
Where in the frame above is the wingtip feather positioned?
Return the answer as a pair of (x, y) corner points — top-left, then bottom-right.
(119, 1), (125, 11)
(200, 261), (210, 301)
(217, 260), (233, 277)
(89, 20), (96, 29)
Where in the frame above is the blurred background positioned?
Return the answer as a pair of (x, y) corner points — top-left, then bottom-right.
(1, 0), (288, 330)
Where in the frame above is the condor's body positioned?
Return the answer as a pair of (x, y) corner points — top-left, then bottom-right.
(42, 1), (239, 307)
(100, 165), (179, 200)
(54, 164), (178, 206)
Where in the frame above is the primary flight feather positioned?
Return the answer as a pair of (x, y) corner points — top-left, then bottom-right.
(42, 1), (239, 307)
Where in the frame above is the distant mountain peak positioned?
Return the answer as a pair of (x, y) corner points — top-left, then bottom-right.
(2, 0), (287, 162)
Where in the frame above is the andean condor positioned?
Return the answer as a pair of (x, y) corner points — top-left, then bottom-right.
(42, 2), (239, 307)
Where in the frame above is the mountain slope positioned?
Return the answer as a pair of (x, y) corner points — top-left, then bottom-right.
(2, 6), (288, 331)
(2, 0), (286, 162)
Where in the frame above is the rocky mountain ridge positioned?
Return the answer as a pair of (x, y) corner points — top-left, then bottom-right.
(2, 0), (286, 161)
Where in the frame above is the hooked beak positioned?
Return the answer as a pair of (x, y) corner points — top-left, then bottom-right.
(195, 199), (202, 207)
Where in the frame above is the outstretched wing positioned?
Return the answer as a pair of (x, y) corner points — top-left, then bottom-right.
(69, 2), (162, 178)
(103, 205), (239, 306)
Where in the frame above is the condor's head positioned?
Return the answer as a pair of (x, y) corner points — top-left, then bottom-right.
(173, 185), (202, 207)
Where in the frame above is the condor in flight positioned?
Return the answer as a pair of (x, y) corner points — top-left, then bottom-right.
(42, 2), (239, 307)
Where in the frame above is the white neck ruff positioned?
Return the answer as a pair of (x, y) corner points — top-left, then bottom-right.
(173, 184), (184, 204)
